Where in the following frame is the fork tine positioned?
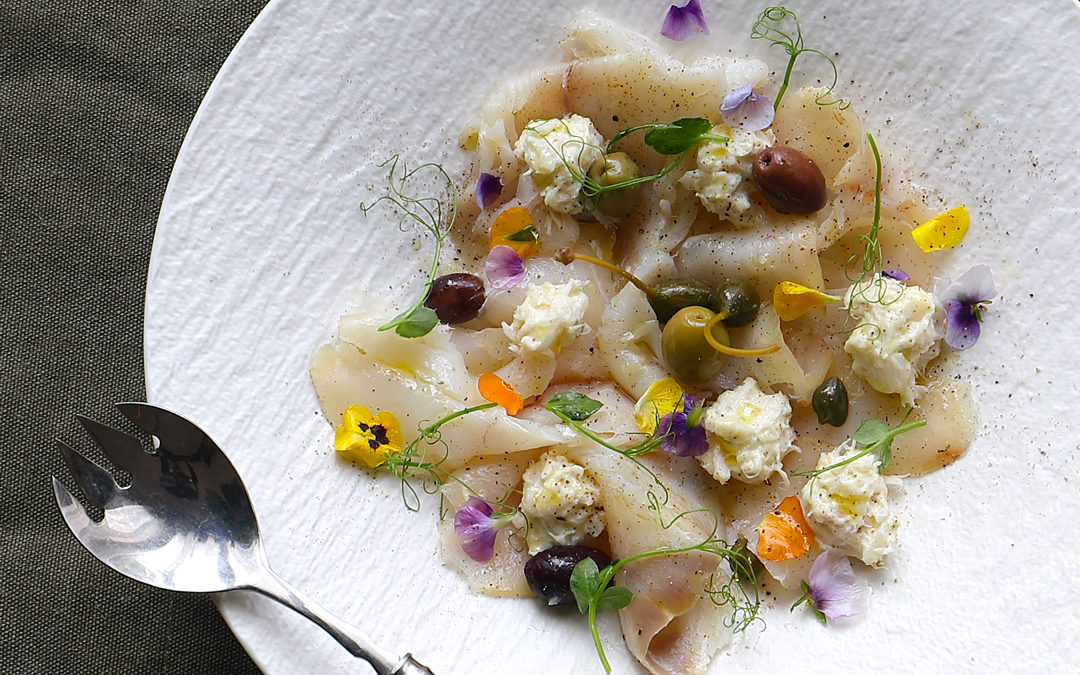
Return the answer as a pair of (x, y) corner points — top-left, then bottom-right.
(52, 475), (95, 536)
(57, 439), (119, 509)
(114, 402), (210, 452)
(76, 413), (149, 475)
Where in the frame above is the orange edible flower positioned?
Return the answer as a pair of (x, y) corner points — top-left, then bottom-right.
(756, 495), (816, 562)
(488, 206), (541, 258)
(478, 372), (524, 415)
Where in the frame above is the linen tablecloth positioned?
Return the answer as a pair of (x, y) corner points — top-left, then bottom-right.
(2, 1), (266, 671)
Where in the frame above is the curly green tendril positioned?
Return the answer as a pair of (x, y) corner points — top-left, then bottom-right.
(751, 6), (849, 110)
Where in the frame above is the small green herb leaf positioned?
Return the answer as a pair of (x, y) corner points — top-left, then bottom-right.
(546, 391), (604, 421)
(851, 418), (891, 447)
(570, 557), (601, 614)
(384, 305), (439, 338)
(595, 585), (633, 612)
(503, 225), (540, 243)
(642, 117), (715, 155)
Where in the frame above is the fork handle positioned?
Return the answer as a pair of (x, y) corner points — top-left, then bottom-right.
(253, 569), (435, 674)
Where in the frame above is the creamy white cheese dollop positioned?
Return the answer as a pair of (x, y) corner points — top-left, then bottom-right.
(679, 125), (775, 226)
(515, 114), (605, 214)
(800, 439), (900, 567)
(520, 451), (605, 555)
(698, 377), (797, 484)
(844, 277), (941, 407)
(503, 281), (590, 356)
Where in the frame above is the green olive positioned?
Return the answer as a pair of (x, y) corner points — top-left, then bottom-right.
(812, 376), (849, 427)
(649, 278), (713, 324)
(661, 306), (729, 382)
(709, 280), (761, 327)
(588, 152), (642, 218)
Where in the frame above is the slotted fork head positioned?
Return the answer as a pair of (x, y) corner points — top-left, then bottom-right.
(53, 402), (263, 592)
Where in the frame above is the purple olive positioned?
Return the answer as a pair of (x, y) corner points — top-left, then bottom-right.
(423, 273), (485, 324)
(524, 545), (612, 606)
(752, 146), (828, 214)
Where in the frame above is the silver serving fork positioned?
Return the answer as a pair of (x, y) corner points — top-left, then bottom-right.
(52, 402), (434, 675)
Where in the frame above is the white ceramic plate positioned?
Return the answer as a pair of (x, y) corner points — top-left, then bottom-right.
(146, 1), (1080, 672)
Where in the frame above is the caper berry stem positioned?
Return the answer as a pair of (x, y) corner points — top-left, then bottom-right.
(703, 313), (780, 357)
(561, 251), (655, 298)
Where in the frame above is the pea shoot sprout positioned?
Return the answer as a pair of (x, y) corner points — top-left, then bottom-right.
(360, 156), (458, 338)
(520, 117), (727, 211)
(751, 6), (848, 109)
(570, 508), (761, 673)
(792, 414), (927, 479)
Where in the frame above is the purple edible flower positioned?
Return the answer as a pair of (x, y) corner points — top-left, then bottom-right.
(792, 549), (870, 623)
(485, 245), (526, 291)
(657, 395), (709, 457)
(882, 268), (910, 281)
(661, 0), (709, 41)
(454, 496), (508, 563)
(934, 264), (996, 350)
(719, 84), (775, 131)
(475, 173), (502, 211)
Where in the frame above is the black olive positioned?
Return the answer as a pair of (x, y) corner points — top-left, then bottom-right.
(524, 545), (612, 606)
(812, 376), (849, 427)
(752, 146), (828, 214)
(423, 273), (485, 324)
(649, 278), (713, 324)
(709, 280), (761, 327)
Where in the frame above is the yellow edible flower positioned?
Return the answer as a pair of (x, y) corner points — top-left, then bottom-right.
(911, 205), (969, 252)
(633, 377), (685, 435)
(334, 405), (403, 468)
(773, 281), (840, 321)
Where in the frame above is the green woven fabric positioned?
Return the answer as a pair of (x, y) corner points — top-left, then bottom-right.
(1, 1), (266, 672)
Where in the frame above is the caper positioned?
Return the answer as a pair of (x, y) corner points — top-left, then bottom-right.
(661, 306), (729, 382)
(524, 545), (612, 606)
(588, 151), (643, 218)
(812, 376), (849, 427)
(649, 278), (713, 324)
(423, 273), (485, 324)
(752, 146), (828, 214)
(709, 280), (761, 327)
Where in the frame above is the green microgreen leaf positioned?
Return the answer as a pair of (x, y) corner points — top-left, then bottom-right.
(503, 225), (540, 243)
(641, 117), (717, 155)
(793, 414), (926, 478)
(851, 418), (891, 446)
(381, 305), (439, 338)
(570, 557), (602, 614)
(545, 391), (604, 421)
(595, 586), (633, 612)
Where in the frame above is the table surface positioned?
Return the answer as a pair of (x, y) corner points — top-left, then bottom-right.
(1, 1), (266, 672)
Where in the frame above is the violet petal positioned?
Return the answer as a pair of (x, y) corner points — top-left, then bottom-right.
(485, 245), (526, 291)
(943, 298), (981, 350)
(721, 84), (753, 112)
(661, 0), (709, 41)
(882, 268), (910, 281)
(475, 173), (502, 211)
(454, 496), (498, 562)
(807, 550), (869, 621)
(657, 396), (709, 457)
(719, 85), (775, 131)
(934, 264), (996, 350)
